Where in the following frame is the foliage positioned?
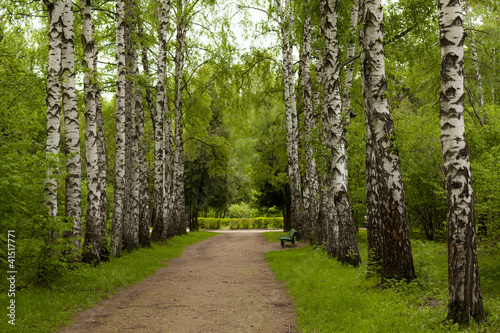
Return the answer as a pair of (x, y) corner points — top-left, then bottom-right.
(198, 217), (283, 230)
(0, 232), (217, 333)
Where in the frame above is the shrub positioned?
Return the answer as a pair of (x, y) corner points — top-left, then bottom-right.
(197, 217), (284, 230)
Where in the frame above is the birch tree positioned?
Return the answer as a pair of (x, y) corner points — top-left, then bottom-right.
(61, 0), (82, 252)
(360, 0), (415, 280)
(171, 0), (188, 236)
(43, 0), (64, 228)
(322, 0), (360, 266)
(276, 0), (304, 232)
(111, 0), (126, 256)
(81, 0), (101, 264)
(301, 0), (320, 238)
(437, 0), (485, 323)
(151, 0), (169, 241)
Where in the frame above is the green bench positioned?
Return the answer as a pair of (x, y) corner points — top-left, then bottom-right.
(280, 228), (300, 247)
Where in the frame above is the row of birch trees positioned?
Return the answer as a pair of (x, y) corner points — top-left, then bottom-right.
(262, 0), (484, 324)
(35, 0), (486, 325)
(43, 0), (194, 266)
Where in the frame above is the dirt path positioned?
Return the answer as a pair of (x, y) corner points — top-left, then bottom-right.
(59, 231), (298, 333)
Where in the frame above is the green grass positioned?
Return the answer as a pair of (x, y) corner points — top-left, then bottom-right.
(265, 230), (500, 332)
(0, 231), (218, 333)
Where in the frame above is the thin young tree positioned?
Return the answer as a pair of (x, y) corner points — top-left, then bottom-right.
(81, 0), (101, 264)
(360, 0), (415, 280)
(437, 0), (485, 323)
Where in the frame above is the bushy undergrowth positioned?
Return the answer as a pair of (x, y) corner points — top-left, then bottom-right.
(198, 217), (283, 229)
(265, 229), (500, 332)
(0, 231), (217, 333)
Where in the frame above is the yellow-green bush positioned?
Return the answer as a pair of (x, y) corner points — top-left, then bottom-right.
(198, 217), (283, 229)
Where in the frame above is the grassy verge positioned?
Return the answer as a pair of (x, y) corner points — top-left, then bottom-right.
(265, 229), (500, 332)
(0, 231), (217, 333)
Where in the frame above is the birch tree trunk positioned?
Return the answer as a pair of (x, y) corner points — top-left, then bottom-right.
(122, 4), (138, 252)
(96, 87), (107, 249)
(61, 0), (82, 252)
(137, 24), (152, 248)
(360, 0), (415, 281)
(172, 0), (188, 236)
(315, 0), (332, 248)
(323, 0), (360, 267)
(276, 0), (304, 232)
(437, 0), (485, 323)
(151, 0), (169, 241)
(359, 0), (383, 271)
(301, 0), (319, 238)
(44, 0), (64, 228)
(81, 0), (101, 264)
(111, 0), (126, 257)
(342, 0), (359, 125)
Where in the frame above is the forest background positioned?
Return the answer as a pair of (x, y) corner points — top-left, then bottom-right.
(0, 0), (499, 326)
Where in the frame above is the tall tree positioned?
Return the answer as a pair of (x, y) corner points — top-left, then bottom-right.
(301, 0), (320, 238)
(111, 0), (126, 257)
(358, 0), (383, 271)
(61, 0), (82, 252)
(322, 0), (360, 266)
(171, 0), (188, 236)
(151, 0), (169, 241)
(137, 22), (151, 248)
(276, 0), (304, 232)
(360, 0), (415, 280)
(437, 0), (485, 323)
(121, 0), (140, 251)
(43, 0), (64, 231)
(81, 0), (102, 264)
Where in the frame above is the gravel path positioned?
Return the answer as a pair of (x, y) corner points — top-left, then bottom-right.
(58, 231), (297, 333)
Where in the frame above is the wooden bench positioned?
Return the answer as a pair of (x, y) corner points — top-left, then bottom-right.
(280, 228), (300, 247)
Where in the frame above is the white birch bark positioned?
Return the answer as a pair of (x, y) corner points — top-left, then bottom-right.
(323, 0), (360, 266)
(342, 0), (359, 125)
(111, 0), (126, 257)
(361, 0), (415, 280)
(122, 8), (137, 252)
(172, 0), (188, 236)
(44, 0), (64, 225)
(81, 0), (101, 264)
(438, 0), (485, 323)
(96, 88), (107, 242)
(301, 0), (320, 237)
(61, 0), (82, 251)
(276, 0), (304, 231)
(151, 0), (169, 241)
(137, 24), (152, 247)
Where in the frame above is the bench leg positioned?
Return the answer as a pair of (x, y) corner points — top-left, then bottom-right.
(281, 240), (285, 248)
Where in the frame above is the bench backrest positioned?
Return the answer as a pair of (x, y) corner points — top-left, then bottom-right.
(289, 228), (297, 239)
